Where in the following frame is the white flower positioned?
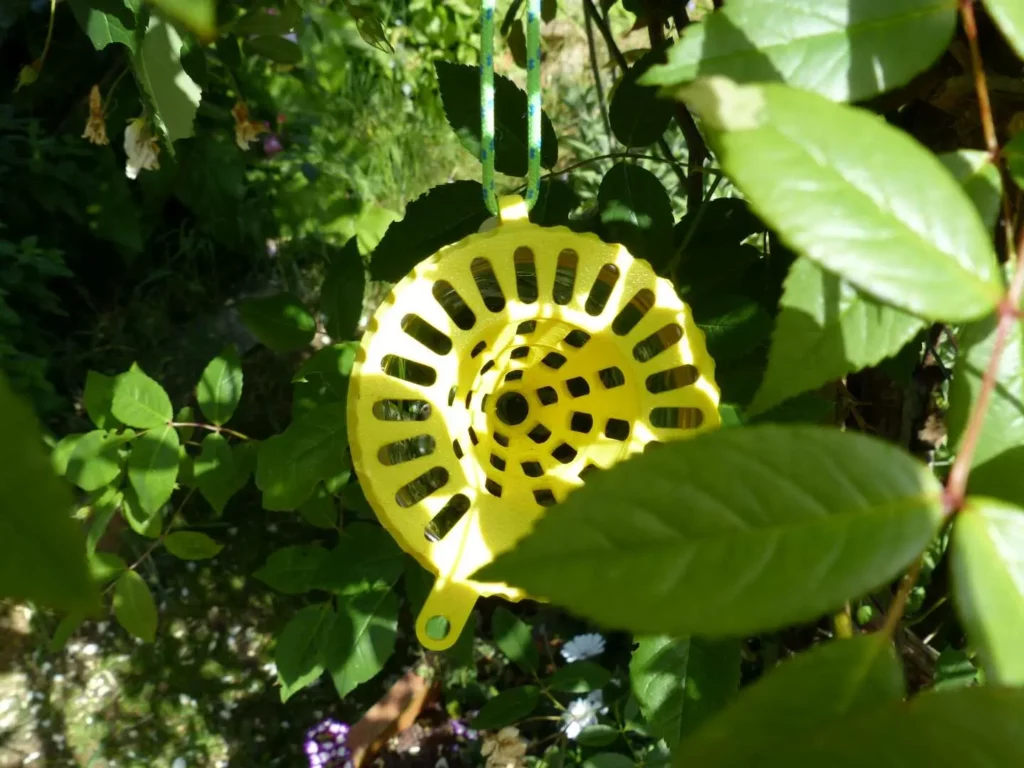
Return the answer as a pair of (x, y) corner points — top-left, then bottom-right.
(561, 633), (605, 663)
(171, 759), (186, 768)
(561, 691), (607, 740)
(124, 118), (160, 179)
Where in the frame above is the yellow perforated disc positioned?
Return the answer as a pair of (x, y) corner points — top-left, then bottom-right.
(348, 195), (721, 650)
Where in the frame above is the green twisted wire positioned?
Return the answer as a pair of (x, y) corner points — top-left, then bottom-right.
(481, 0), (542, 214)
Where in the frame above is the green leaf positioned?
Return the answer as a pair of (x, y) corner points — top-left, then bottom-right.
(750, 258), (925, 415)
(254, 545), (330, 594)
(0, 376), (97, 612)
(492, 606), (538, 673)
(982, 0), (1024, 60)
(127, 424), (180, 515)
(134, 18), (202, 144)
(548, 660), (612, 693)
(937, 150), (1003, 234)
(694, 292), (771, 365)
(113, 570), (157, 642)
(148, 0), (216, 39)
(530, 179), (580, 227)
(122, 485), (162, 538)
(255, 403), (348, 510)
(598, 163), (674, 272)
(83, 371), (120, 429)
(292, 343), (356, 417)
(508, 19), (527, 69)
(317, 523), (405, 595)
(471, 686), (541, 729)
(164, 531), (223, 560)
(86, 486), (122, 554)
(370, 181), (490, 283)
(933, 647), (979, 691)
(67, 0), (136, 51)
(233, 2), (300, 36)
(196, 346), (243, 425)
(672, 635), (904, 766)
(641, 0), (956, 103)
(194, 433), (251, 514)
(676, 80), (1002, 322)
(175, 407), (195, 441)
(88, 551), (127, 584)
(630, 636), (740, 748)
(276, 604), (331, 702)
(322, 589), (400, 698)
(298, 484), (338, 529)
(52, 434), (86, 477)
(577, 725), (619, 748)
(49, 612), (86, 652)
(1006, 132), (1024, 191)
(609, 47), (674, 147)
(947, 316), (1024, 505)
(66, 429), (132, 492)
(320, 238), (366, 342)
(245, 35), (302, 64)
(435, 61), (558, 176)
(112, 364), (173, 429)
(239, 292), (316, 353)
(477, 426), (944, 637)
(951, 497), (1024, 686)
(582, 755), (633, 768)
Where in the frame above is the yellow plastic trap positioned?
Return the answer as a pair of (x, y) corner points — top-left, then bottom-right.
(348, 195), (721, 650)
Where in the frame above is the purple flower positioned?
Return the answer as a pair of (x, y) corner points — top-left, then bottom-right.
(263, 134), (283, 156)
(450, 718), (478, 741)
(304, 719), (351, 768)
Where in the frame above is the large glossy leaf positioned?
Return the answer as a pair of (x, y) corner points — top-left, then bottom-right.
(194, 433), (251, 514)
(674, 80), (1002, 322)
(492, 606), (539, 673)
(149, 0), (216, 39)
(477, 426), (944, 637)
(471, 686), (541, 730)
(598, 163), (674, 272)
(641, 0), (956, 103)
(0, 376), (97, 612)
(254, 545), (331, 595)
(134, 18), (202, 144)
(750, 258), (924, 415)
(255, 403), (347, 510)
(277, 604), (331, 702)
(316, 523), (404, 595)
(684, 685), (1024, 766)
(982, 0), (1024, 60)
(320, 237), (365, 342)
(609, 47), (674, 147)
(113, 570), (157, 642)
(65, 429), (132, 491)
(435, 61), (558, 176)
(951, 497), (1024, 686)
(127, 424), (180, 515)
(67, 0), (136, 51)
(530, 179), (580, 228)
(630, 636), (740, 748)
(322, 589), (400, 698)
(370, 181), (489, 283)
(672, 635), (903, 766)
(947, 316), (1024, 505)
(111, 363), (173, 429)
(239, 292), (316, 353)
(937, 150), (1003, 234)
(83, 370), (120, 429)
(196, 346), (243, 425)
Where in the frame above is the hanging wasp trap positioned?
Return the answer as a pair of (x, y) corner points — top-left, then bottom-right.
(347, 0), (720, 650)
(347, 196), (722, 650)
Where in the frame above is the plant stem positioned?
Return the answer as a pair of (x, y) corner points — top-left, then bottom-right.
(172, 421), (251, 441)
(581, 0), (688, 190)
(661, 174), (723, 277)
(542, 151), (722, 180)
(881, 556), (923, 637)
(583, 4), (612, 153)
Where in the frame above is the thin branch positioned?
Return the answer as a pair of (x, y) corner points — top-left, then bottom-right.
(172, 421), (251, 441)
(661, 174), (723, 277)
(581, 0), (688, 189)
(583, 4), (613, 152)
(542, 151), (722, 180)
(882, 556), (924, 637)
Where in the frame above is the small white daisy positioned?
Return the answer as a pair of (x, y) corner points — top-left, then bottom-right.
(561, 633), (605, 663)
(561, 691), (607, 740)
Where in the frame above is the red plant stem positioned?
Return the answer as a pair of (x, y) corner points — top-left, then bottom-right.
(960, 0), (998, 157)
